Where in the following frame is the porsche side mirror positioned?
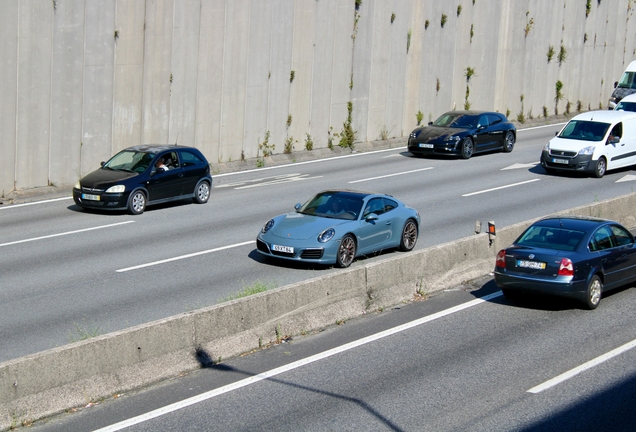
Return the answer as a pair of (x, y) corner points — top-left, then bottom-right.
(294, 203), (302, 211)
(365, 213), (379, 222)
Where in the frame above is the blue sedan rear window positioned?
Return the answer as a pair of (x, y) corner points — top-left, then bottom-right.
(516, 226), (584, 251)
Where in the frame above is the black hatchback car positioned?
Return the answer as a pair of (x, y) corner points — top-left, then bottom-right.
(73, 145), (212, 215)
(407, 110), (516, 159)
(494, 216), (636, 309)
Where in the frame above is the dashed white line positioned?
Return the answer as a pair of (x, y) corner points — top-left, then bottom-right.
(116, 240), (255, 272)
(0, 221), (135, 248)
(0, 196), (72, 210)
(462, 179), (541, 197)
(527, 338), (636, 394)
(348, 167), (434, 184)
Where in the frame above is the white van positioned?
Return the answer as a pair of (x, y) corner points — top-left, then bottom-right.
(609, 60), (636, 109)
(540, 110), (636, 178)
(614, 93), (636, 112)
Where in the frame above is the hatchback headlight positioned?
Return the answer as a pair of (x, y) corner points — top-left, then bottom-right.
(318, 228), (335, 243)
(579, 146), (595, 155)
(74, 180), (81, 189)
(543, 142), (551, 151)
(106, 185), (126, 193)
(262, 219), (275, 234)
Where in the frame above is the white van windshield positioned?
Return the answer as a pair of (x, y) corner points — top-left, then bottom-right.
(617, 71), (636, 89)
(558, 120), (610, 142)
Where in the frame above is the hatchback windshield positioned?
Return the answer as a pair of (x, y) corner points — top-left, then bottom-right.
(558, 120), (610, 142)
(432, 113), (476, 129)
(104, 150), (156, 173)
(516, 226), (584, 251)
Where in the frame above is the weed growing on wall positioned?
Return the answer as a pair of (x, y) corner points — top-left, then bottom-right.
(425, 19), (430, 29)
(547, 45), (555, 62)
(327, 126), (335, 150)
(517, 94), (526, 123)
(441, 14), (447, 27)
(379, 125), (390, 140)
(555, 80), (564, 114)
(436, 78), (440, 94)
(284, 136), (296, 154)
(304, 133), (314, 150)
(258, 131), (274, 156)
(558, 44), (567, 66)
(470, 24), (474, 43)
(221, 281), (276, 302)
(586, 0), (592, 17)
(290, 70), (295, 83)
(524, 12), (534, 37)
(407, 29), (412, 53)
(576, 100), (583, 112)
(391, 12), (395, 24)
(464, 86), (471, 110)
(543, 106), (549, 117)
(457, 5), (462, 16)
(416, 110), (424, 125)
(338, 101), (357, 149)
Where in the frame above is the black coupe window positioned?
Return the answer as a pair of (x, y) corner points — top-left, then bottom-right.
(432, 113), (476, 129)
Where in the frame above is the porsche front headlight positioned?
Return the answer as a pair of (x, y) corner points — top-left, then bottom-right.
(262, 219), (275, 234)
(318, 228), (335, 243)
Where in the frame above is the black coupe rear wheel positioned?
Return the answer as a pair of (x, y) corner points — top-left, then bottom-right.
(503, 131), (515, 152)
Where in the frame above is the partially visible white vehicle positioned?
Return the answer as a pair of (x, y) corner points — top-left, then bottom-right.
(540, 110), (636, 178)
(614, 93), (636, 112)
(609, 60), (636, 109)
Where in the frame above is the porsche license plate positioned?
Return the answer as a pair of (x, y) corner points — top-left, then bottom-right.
(517, 260), (546, 270)
(82, 193), (100, 201)
(419, 143), (434, 148)
(552, 158), (568, 165)
(272, 244), (294, 254)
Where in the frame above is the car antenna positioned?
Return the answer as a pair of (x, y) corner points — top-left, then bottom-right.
(175, 133), (179, 146)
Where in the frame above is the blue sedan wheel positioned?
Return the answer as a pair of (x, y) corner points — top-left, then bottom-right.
(584, 275), (602, 310)
(337, 235), (356, 268)
(461, 137), (474, 159)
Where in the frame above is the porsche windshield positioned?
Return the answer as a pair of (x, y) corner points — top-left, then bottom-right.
(297, 192), (364, 220)
(432, 114), (476, 129)
(557, 120), (610, 142)
(104, 150), (156, 172)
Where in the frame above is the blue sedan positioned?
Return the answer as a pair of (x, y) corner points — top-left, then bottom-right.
(256, 190), (421, 268)
(494, 216), (636, 309)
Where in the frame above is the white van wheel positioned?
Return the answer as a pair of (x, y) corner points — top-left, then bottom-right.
(593, 157), (607, 178)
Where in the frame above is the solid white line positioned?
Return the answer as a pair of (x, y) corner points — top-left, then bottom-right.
(462, 178), (541, 197)
(348, 167), (434, 184)
(527, 338), (636, 394)
(0, 221), (135, 248)
(116, 240), (255, 272)
(94, 291), (503, 431)
(0, 196), (72, 210)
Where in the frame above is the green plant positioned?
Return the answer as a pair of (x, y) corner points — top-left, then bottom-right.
(391, 12), (395, 23)
(286, 114), (293, 128)
(555, 80), (564, 114)
(558, 44), (567, 66)
(586, 0), (592, 17)
(464, 85), (471, 110)
(258, 131), (274, 157)
(565, 101), (571, 115)
(465, 66), (475, 82)
(457, 5), (462, 16)
(114, 30), (119, 40)
(338, 101), (357, 149)
(349, 72), (354, 90)
(576, 100), (583, 112)
(327, 126), (334, 150)
(547, 45), (555, 63)
(416, 110), (424, 125)
(284, 135), (296, 154)
(407, 29), (412, 53)
(441, 14), (447, 27)
(69, 322), (102, 342)
(379, 126), (390, 140)
(336, 319), (346, 325)
(355, 0), (362, 8)
(517, 112), (526, 123)
(256, 158), (264, 168)
(241, 150), (245, 161)
(543, 106), (549, 117)
(524, 12), (534, 37)
(470, 24), (474, 43)
(584, 33), (588, 43)
(304, 133), (314, 151)
(506, 108), (510, 118)
(289, 70), (295, 83)
(436, 78), (440, 93)
(222, 281), (275, 302)
(425, 19), (430, 29)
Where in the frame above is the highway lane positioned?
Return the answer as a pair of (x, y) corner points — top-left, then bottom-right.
(29, 277), (636, 431)
(3, 122), (636, 363)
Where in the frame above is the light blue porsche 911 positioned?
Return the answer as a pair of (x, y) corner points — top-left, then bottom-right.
(256, 190), (421, 268)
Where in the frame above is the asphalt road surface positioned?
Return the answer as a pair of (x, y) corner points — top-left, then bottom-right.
(3, 121), (636, 366)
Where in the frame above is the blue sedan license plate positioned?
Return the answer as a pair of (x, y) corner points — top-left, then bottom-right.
(517, 260), (546, 270)
(272, 244), (294, 254)
(82, 193), (100, 201)
(419, 143), (434, 148)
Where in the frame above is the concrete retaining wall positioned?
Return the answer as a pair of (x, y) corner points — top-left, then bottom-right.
(1, 0), (635, 196)
(2, 191), (636, 429)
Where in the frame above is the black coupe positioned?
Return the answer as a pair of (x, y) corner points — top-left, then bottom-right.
(407, 110), (516, 159)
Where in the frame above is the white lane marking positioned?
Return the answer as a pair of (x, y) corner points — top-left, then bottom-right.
(501, 163), (539, 170)
(462, 179), (541, 197)
(235, 174), (323, 190)
(0, 196), (72, 210)
(616, 174), (636, 183)
(116, 240), (255, 272)
(94, 291), (503, 431)
(0, 221), (135, 248)
(215, 173), (322, 189)
(527, 338), (636, 394)
(348, 167), (434, 184)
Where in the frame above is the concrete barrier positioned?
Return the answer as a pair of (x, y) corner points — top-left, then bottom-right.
(2, 192), (636, 429)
